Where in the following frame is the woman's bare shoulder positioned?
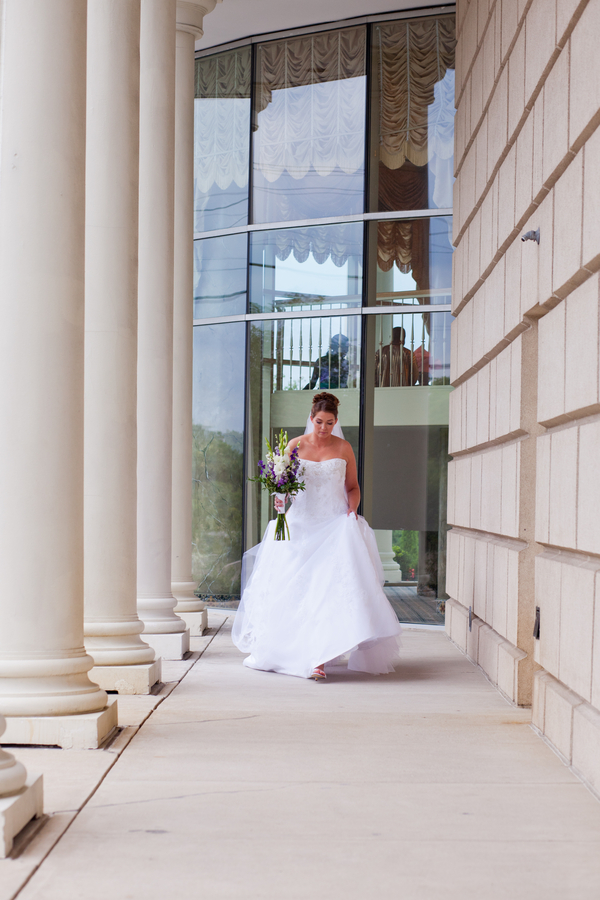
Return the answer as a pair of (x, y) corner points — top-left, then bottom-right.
(336, 437), (355, 459)
(288, 435), (302, 451)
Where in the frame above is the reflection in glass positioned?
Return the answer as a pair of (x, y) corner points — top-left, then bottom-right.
(246, 315), (361, 547)
(194, 46), (251, 232)
(249, 223), (363, 314)
(370, 15), (456, 212)
(194, 233), (247, 319)
(192, 323), (246, 599)
(252, 28), (366, 223)
(372, 216), (453, 307)
(363, 312), (452, 624)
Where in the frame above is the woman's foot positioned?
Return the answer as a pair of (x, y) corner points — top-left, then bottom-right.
(312, 666), (326, 680)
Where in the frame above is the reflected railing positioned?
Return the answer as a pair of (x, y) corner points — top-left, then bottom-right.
(374, 287), (451, 307)
(374, 312), (450, 387)
(254, 290), (362, 315)
(267, 316), (361, 392)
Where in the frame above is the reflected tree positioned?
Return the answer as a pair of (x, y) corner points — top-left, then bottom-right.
(192, 424), (244, 598)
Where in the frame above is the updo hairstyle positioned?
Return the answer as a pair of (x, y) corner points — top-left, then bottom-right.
(311, 392), (340, 419)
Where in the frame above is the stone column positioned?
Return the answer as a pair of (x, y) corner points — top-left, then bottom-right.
(171, 1), (219, 636)
(0, 0), (116, 749)
(137, 0), (189, 659)
(84, 0), (160, 694)
(0, 715), (42, 858)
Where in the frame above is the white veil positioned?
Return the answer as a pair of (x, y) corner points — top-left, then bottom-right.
(304, 416), (345, 439)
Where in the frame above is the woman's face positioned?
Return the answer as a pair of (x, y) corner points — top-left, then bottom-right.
(311, 411), (337, 438)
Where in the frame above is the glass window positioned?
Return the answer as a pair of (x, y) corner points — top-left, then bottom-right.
(246, 315), (361, 547)
(194, 46), (252, 232)
(370, 216), (453, 307)
(362, 311), (452, 624)
(194, 233), (247, 319)
(249, 223), (363, 314)
(252, 27), (367, 223)
(370, 15), (456, 212)
(192, 322), (246, 600)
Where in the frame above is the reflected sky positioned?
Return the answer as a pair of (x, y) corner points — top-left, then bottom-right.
(275, 253), (351, 297)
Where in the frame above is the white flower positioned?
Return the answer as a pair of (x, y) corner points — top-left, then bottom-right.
(273, 457), (287, 477)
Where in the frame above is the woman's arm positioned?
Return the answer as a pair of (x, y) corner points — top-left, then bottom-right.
(344, 443), (360, 518)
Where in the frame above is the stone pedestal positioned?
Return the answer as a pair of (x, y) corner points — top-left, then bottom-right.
(0, 0), (110, 732)
(0, 714), (43, 857)
(137, 0), (189, 659)
(143, 631), (190, 660)
(89, 660), (162, 695)
(2, 700), (118, 750)
(373, 530), (402, 582)
(0, 774), (43, 859)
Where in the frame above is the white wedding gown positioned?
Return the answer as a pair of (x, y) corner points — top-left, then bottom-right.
(232, 457), (402, 679)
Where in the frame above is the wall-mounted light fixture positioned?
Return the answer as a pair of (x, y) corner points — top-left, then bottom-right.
(521, 228), (540, 244)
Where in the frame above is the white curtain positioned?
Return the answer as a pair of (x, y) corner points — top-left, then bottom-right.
(254, 28), (366, 183)
(256, 222), (361, 268)
(194, 47), (251, 194)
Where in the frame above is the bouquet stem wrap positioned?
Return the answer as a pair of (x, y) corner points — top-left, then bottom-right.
(273, 493), (290, 541)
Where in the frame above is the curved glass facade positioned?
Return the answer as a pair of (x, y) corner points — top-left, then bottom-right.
(192, 9), (456, 623)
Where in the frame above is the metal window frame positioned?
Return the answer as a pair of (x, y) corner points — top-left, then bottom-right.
(193, 209), (453, 242)
(193, 305), (452, 327)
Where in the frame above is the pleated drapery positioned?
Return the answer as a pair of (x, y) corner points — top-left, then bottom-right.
(194, 46), (251, 194)
(253, 28), (366, 184)
(375, 16), (456, 173)
(253, 222), (362, 269)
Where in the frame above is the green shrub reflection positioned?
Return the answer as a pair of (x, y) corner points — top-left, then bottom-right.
(393, 530), (419, 580)
(192, 424), (243, 597)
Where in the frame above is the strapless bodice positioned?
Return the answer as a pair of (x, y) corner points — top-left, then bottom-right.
(289, 457), (348, 522)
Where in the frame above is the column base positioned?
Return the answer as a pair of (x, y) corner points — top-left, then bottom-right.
(177, 608), (207, 636)
(142, 629), (190, 660)
(2, 697), (118, 750)
(0, 773), (43, 858)
(89, 659), (161, 694)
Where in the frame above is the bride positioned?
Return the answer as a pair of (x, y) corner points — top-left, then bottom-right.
(232, 392), (402, 680)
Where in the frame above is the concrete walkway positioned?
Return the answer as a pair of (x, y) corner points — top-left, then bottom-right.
(4, 613), (600, 899)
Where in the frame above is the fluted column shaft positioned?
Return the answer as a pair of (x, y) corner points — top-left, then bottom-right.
(84, 0), (157, 675)
(137, 0), (187, 639)
(172, 22), (204, 614)
(0, 0), (107, 716)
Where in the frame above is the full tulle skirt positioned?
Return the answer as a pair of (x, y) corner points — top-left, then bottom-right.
(232, 509), (402, 679)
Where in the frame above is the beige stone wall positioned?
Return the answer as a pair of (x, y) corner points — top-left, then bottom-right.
(448, 0), (600, 793)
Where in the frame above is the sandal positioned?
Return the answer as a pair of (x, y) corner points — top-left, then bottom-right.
(312, 666), (327, 681)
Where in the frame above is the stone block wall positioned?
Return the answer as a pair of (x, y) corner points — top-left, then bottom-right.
(448, 0), (600, 794)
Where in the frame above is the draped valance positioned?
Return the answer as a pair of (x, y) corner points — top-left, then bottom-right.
(194, 46), (251, 194)
(252, 223), (362, 269)
(253, 28), (366, 183)
(375, 16), (456, 172)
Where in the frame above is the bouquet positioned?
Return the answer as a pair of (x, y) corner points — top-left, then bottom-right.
(250, 429), (305, 540)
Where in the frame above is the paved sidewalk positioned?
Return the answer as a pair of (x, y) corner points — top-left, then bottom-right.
(7, 613), (600, 899)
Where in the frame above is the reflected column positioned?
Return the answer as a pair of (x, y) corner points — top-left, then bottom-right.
(84, 0), (160, 693)
(170, 2), (219, 635)
(0, 0), (116, 748)
(137, 0), (189, 659)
